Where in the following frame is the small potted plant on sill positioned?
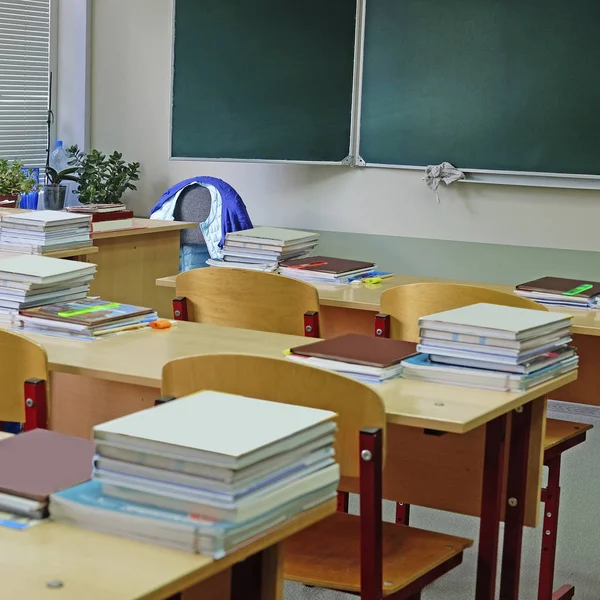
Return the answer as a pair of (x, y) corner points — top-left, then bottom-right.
(43, 166), (80, 210)
(69, 146), (140, 205)
(0, 159), (36, 207)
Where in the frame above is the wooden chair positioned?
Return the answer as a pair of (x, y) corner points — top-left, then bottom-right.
(373, 282), (590, 600)
(160, 354), (472, 599)
(0, 329), (49, 432)
(172, 268), (321, 337)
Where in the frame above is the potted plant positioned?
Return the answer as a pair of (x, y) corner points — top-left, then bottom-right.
(43, 166), (80, 210)
(70, 147), (140, 205)
(0, 159), (36, 207)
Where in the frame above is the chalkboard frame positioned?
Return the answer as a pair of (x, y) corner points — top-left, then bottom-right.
(169, 0), (363, 166)
(353, 0), (600, 191)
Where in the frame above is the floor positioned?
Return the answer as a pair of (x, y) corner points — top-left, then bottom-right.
(285, 409), (600, 600)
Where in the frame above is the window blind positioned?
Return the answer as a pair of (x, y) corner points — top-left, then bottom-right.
(0, 0), (50, 168)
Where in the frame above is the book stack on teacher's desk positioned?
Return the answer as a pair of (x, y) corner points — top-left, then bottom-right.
(50, 391), (340, 557)
(401, 303), (578, 391)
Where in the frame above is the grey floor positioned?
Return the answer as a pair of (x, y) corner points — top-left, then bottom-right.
(285, 408), (600, 600)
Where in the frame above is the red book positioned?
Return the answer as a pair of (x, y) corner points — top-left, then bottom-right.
(90, 210), (134, 223)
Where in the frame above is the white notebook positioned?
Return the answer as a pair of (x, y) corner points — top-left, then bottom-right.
(1, 211), (91, 227)
(93, 391), (337, 470)
(225, 227), (319, 246)
(0, 255), (97, 284)
(419, 303), (572, 341)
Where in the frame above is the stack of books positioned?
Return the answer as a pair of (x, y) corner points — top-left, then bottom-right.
(279, 256), (379, 284)
(0, 430), (94, 528)
(66, 204), (135, 233)
(17, 298), (158, 340)
(0, 210), (93, 254)
(50, 391), (339, 557)
(515, 276), (600, 308)
(288, 333), (414, 383)
(0, 255), (96, 323)
(401, 303), (578, 391)
(209, 227), (319, 271)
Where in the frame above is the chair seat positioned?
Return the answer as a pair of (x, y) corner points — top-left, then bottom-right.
(283, 511), (472, 595)
(544, 419), (592, 455)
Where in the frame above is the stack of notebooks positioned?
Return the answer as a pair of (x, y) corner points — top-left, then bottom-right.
(209, 227), (320, 271)
(279, 256), (381, 284)
(50, 391), (340, 557)
(0, 429), (94, 528)
(17, 298), (158, 340)
(401, 303), (578, 391)
(515, 276), (600, 308)
(66, 204), (134, 233)
(287, 333), (415, 383)
(0, 210), (93, 254)
(0, 255), (96, 323)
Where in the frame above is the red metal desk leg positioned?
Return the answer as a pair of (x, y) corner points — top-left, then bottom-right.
(499, 403), (533, 600)
(475, 414), (507, 600)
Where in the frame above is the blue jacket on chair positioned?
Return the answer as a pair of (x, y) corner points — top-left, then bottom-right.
(149, 177), (253, 260)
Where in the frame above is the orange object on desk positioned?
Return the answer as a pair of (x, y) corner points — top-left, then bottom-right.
(150, 319), (172, 330)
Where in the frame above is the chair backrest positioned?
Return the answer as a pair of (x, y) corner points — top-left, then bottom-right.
(175, 269), (320, 336)
(161, 354), (387, 478)
(381, 282), (547, 342)
(0, 330), (48, 423)
(173, 185), (211, 246)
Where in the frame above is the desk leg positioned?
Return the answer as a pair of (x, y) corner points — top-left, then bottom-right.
(499, 403), (532, 600)
(475, 414), (507, 600)
(231, 544), (283, 600)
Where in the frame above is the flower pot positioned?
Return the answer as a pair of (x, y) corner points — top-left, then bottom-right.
(42, 185), (66, 210)
(0, 194), (19, 208)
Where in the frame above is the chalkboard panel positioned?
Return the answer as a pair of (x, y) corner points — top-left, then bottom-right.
(172, 0), (356, 162)
(359, 0), (600, 175)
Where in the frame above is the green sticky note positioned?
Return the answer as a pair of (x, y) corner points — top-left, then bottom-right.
(563, 284), (593, 296)
(58, 303), (121, 318)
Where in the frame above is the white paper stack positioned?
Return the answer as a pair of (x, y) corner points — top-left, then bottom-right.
(50, 391), (339, 557)
(401, 303), (578, 391)
(211, 227), (319, 271)
(0, 211), (92, 255)
(0, 255), (96, 323)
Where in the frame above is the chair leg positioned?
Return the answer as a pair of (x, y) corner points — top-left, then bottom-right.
(499, 403), (533, 600)
(336, 491), (349, 512)
(360, 427), (384, 600)
(303, 311), (320, 337)
(475, 414), (507, 600)
(538, 456), (567, 600)
(23, 378), (48, 431)
(551, 585), (575, 600)
(395, 502), (411, 525)
(374, 313), (390, 338)
(173, 296), (189, 321)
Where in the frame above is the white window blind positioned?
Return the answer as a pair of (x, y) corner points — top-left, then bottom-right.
(0, 0), (50, 168)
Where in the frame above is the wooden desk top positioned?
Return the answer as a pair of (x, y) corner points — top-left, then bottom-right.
(12, 321), (575, 434)
(0, 499), (335, 600)
(156, 273), (600, 337)
(0, 246), (99, 260)
(92, 219), (196, 240)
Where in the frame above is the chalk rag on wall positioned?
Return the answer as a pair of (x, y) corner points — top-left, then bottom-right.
(423, 162), (466, 202)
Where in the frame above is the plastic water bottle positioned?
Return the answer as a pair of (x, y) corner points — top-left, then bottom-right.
(50, 140), (70, 172)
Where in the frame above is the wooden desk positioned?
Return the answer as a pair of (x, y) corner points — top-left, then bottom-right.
(157, 272), (600, 406)
(5, 322), (576, 600)
(89, 219), (195, 318)
(0, 246), (98, 260)
(0, 499), (335, 600)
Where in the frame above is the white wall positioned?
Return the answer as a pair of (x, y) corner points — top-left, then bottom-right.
(90, 0), (600, 252)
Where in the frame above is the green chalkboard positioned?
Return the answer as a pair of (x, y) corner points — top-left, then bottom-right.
(360, 0), (600, 175)
(172, 0), (356, 162)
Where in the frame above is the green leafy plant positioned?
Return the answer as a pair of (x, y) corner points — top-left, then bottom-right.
(0, 159), (36, 196)
(71, 148), (140, 205)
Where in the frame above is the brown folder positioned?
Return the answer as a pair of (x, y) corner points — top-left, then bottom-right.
(516, 276), (600, 299)
(279, 256), (375, 275)
(290, 334), (416, 368)
(0, 429), (95, 502)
